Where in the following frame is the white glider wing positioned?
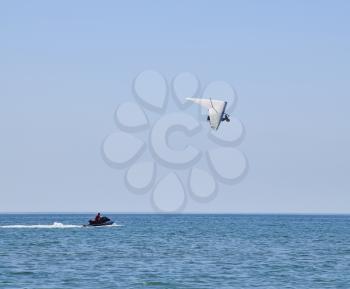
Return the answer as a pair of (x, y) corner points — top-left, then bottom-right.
(186, 98), (227, 130)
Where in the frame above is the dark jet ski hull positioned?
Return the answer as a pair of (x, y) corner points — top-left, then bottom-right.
(87, 220), (114, 227)
(84, 216), (114, 227)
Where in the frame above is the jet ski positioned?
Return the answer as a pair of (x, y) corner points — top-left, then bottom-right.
(85, 216), (114, 227)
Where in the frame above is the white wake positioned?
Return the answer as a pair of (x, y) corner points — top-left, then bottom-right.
(0, 222), (122, 229)
(0, 222), (81, 229)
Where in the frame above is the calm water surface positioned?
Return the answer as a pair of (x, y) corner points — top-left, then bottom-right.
(0, 214), (349, 288)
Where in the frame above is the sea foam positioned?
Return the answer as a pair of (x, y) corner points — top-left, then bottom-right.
(0, 222), (122, 229)
(0, 222), (81, 228)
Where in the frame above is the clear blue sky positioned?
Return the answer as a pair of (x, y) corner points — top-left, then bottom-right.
(1, 0), (349, 213)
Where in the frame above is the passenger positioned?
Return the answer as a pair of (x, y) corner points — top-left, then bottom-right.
(94, 212), (101, 223)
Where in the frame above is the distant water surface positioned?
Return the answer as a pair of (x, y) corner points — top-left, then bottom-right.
(0, 214), (349, 289)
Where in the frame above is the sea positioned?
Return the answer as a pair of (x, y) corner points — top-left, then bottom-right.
(0, 214), (349, 289)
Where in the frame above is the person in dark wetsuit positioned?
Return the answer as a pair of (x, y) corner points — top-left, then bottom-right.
(94, 212), (101, 223)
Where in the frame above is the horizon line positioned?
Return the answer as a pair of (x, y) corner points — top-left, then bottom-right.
(0, 211), (349, 215)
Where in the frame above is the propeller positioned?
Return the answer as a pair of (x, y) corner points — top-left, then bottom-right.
(223, 113), (230, 122)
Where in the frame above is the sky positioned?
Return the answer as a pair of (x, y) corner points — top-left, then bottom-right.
(1, 0), (349, 213)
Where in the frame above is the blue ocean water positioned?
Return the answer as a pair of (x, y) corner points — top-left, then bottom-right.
(0, 214), (349, 289)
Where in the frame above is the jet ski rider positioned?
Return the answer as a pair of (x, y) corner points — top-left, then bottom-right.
(94, 212), (101, 223)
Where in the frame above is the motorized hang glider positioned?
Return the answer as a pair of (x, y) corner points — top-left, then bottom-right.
(186, 98), (230, 130)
